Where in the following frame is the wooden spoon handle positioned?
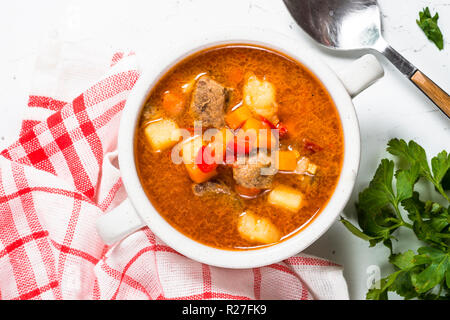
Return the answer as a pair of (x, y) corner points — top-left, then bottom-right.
(380, 44), (450, 119)
(410, 70), (450, 118)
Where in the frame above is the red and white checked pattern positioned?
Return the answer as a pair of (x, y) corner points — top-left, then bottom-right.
(0, 52), (348, 300)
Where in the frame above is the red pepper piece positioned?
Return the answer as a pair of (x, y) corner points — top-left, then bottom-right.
(195, 145), (218, 173)
(260, 116), (288, 139)
(276, 122), (288, 138)
(303, 139), (323, 153)
(259, 116), (277, 130)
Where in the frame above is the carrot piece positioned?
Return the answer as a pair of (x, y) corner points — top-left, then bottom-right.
(181, 136), (217, 183)
(236, 118), (260, 152)
(162, 91), (185, 117)
(181, 136), (204, 165)
(240, 117), (277, 150)
(184, 163), (217, 183)
(241, 117), (263, 131)
(276, 150), (298, 171)
(225, 105), (253, 129)
(228, 67), (244, 85)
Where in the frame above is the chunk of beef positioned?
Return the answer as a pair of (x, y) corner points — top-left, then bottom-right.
(233, 154), (274, 189)
(192, 180), (231, 197)
(190, 76), (228, 128)
(192, 180), (244, 211)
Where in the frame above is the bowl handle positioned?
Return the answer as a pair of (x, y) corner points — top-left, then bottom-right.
(336, 54), (384, 98)
(96, 198), (145, 245)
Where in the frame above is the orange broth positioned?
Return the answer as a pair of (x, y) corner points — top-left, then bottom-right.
(135, 45), (344, 250)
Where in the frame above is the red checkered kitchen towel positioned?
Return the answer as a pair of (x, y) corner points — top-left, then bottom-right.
(0, 38), (349, 300)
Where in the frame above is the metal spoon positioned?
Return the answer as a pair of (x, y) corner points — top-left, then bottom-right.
(283, 0), (450, 118)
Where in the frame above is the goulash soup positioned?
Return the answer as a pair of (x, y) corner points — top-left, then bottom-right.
(135, 45), (344, 250)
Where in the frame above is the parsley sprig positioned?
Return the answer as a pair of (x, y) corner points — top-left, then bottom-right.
(341, 139), (450, 300)
(417, 7), (444, 50)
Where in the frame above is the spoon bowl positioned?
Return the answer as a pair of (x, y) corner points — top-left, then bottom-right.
(284, 0), (382, 50)
(283, 0), (450, 118)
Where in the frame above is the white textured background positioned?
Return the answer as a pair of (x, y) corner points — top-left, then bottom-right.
(0, 0), (449, 299)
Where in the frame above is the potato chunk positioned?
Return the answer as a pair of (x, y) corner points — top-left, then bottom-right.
(294, 157), (318, 175)
(307, 163), (318, 175)
(238, 211), (281, 244)
(294, 157), (310, 174)
(144, 119), (181, 151)
(243, 73), (277, 119)
(268, 185), (304, 213)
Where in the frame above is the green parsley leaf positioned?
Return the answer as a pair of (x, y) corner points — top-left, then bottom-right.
(387, 139), (431, 180)
(431, 150), (450, 185)
(442, 170), (450, 190)
(417, 7), (444, 50)
(401, 191), (425, 222)
(366, 271), (401, 300)
(396, 164), (420, 202)
(341, 139), (450, 299)
(340, 216), (382, 242)
(388, 251), (423, 299)
(388, 139), (450, 202)
(390, 250), (416, 270)
(403, 196), (448, 248)
(412, 247), (449, 293)
(389, 270), (419, 299)
(358, 159), (396, 211)
(354, 158), (417, 250)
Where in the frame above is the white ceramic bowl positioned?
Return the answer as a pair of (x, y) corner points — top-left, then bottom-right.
(96, 28), (383, 269)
